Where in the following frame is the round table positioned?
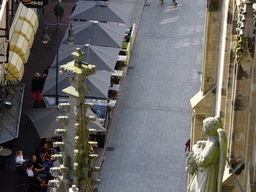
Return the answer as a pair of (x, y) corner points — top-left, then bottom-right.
(0, 148), (12, 156)
(0, 147), (12, 169)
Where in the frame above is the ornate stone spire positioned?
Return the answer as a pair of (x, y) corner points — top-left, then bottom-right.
(49, 48), (100, 192)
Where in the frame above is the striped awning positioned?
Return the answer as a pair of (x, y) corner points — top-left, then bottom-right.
(19, 5), (39, 34)
(15, 19), (34, 47)
(9, 33), (30, 63)
(5, 51), (24, 81)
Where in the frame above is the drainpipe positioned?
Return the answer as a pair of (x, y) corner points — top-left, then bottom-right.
(215, 0), (229, 117)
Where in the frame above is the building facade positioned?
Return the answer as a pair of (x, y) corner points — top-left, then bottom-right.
(189, 0), (256, 191)
(0, 1), (39, 144)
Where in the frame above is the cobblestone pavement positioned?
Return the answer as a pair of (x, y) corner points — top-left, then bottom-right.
(98, 0), (207, 191)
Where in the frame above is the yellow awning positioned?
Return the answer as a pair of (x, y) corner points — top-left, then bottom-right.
(19, 6), (39, 34)
(10, 33), (30, 63)
(5, 51), (24, 81)
(15, 19), (34, 48)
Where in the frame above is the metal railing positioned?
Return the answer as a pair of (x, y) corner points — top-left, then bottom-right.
(0, 66), (25, 141)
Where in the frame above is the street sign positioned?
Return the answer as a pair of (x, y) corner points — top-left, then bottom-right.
(20, 0), (48, 8)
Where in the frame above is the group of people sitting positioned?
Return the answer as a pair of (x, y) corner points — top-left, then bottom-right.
(15, 137), (62, 190)
(15, 135), (95, 190)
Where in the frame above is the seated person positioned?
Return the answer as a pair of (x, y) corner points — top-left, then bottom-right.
(15, 150), (27, 165)
(26, 163), (48, 189)
(29, 155), (55, 180)
(15, 151), (27, 188)
(42, 148), (53, 163)
(38, 149), (53, 169)
(43, 142), (57, 156)
(41, 138), (53, 148)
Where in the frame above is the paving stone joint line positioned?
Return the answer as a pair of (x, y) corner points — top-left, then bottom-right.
(137, 33), (204, 40)
(118, 103), (193, 113)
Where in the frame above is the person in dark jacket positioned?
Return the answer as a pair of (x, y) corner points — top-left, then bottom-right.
(54, 0), (64, 23)
(31, 73), (43, 108)
(29, 155), (55, 181)
(71, 2), (77, 14)
(43, 66), (50, 76)
(173, 0), (178, 6)
(42, 66), (50, 88)
(185, 138), (191, 152)
(26, 164), (48, 189)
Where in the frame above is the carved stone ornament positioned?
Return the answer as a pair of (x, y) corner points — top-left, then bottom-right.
(186, 116), (227, 192)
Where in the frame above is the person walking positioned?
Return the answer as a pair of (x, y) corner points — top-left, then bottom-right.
(185, 138), (190, 152)
(43, 66), (50, 76)
(42, 66), (50, 89)
(185, 138), (190, 157)
(31, 72), (43, 108)
(160, 0), (177, 5)
(54, 0), (64, 23)
(71, 2), (77, 14)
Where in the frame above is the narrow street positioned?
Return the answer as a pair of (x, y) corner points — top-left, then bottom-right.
(0, 0), (206, 191)
(98, 0), (206, 191)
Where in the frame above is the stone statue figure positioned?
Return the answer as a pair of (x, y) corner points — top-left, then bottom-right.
(186, 116), (227, 192)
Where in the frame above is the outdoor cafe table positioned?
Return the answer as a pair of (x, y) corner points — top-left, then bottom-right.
(118, 55), (127, 62)
(107, 100), (117, 108)
(111, 70), (123, 77)
(0, 146), (12, 169)
(109, 84), (119, 91)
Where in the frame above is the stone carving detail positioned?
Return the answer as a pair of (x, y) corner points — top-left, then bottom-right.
(49, 48), (100, 192)
(55, 129), (66, 138)
(56, 116), (69, 126)
(53, 142), (65, 150)
(58, 103), (71, 112)
(51, 154), (64, 164)
(186, 116), (227, 192)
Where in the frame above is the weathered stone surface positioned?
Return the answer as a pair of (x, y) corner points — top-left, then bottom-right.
(186, 117), (227, 192)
